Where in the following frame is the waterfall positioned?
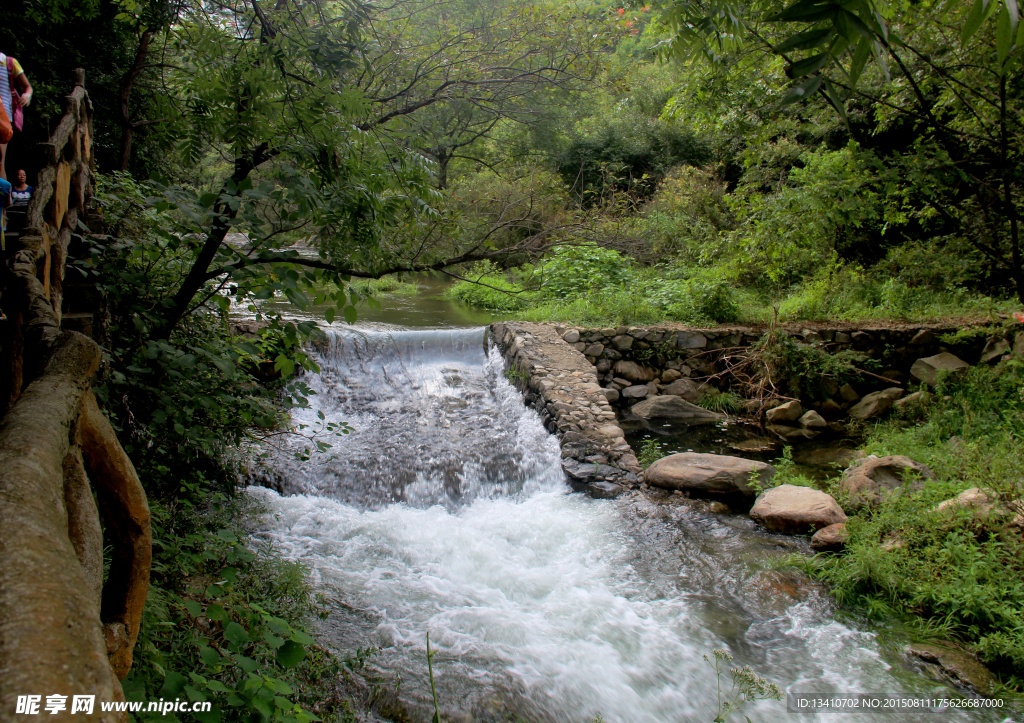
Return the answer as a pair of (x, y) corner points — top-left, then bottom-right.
(252, 326), (1006, 723)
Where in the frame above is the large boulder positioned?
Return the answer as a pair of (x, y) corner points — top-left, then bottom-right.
(766, 400), (803, 423)
(645, 453), (775, 496)
(841, 455), (935, 511)
(910, 352), (969, 386)
(750, 485), (848, 534)
(848, 387), (904, 420)
(630, 395), (725, 423)
(613, 360), (657, 383)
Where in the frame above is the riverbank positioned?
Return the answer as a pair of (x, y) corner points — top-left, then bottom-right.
(489, 317), (1024, 695)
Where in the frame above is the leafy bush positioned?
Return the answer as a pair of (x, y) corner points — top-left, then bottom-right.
(533, 246), (633, 298)
(446, 264), (533, 311)
(125, 495), (365, 723)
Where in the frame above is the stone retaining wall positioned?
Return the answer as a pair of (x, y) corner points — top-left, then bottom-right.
(566, 322), (1007, 409)
(489, 322), (642, 497)
(490, 320), (1022, 497)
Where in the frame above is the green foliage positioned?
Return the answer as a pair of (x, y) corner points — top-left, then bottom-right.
(804, 359), (1024, 688)
(638, 438), (668, 468)
(534, 246), (633, 298)
(695, 389), (743, 414)
(446, 266), (533, 312)
(749, 325), (863, 401)
(126, 494), (375, 723)
(557, 110), (712, 203)
(703, 648), (782, 723)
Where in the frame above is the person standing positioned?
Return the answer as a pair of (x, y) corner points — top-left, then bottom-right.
(0, 52), (33, 181)
(10, 169), (32, 206)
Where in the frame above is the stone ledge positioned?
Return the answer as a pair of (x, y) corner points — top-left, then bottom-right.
(490, 322), (641, 496)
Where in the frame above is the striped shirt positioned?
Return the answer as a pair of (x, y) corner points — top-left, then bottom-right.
(0, 53), (25, 122)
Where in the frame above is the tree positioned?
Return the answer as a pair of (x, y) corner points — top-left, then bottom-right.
(658, 0), (1024, 303)
(355, 0), (609, 187)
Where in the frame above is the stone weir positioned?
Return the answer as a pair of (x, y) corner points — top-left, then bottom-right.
(489, 322), (642, 497)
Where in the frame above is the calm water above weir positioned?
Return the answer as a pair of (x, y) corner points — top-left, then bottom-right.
(251, 287), (1015, 722)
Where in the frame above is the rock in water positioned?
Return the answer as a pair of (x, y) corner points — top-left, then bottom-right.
(645, 453), (775, 496)
(799, 410), (827, 429)
(630, 395), (725, 423)
(848, 387), (904, 420)
(661, 378), (703, 402)
(588, 481), (622, 499)
(621, 385), (649, 399)
(811, 522), (848, 551)
(906, 644), (997, 695)
(750, 484), (847, 534)
(766, 400), (803, 423)
(841, 455), (935, 511)
(910, 352), (969, 386)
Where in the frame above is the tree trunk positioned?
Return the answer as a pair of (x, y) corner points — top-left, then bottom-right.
(999, 76), (1024, 304)
(156, 143), (274, 338)
(117, 29), (155, 172)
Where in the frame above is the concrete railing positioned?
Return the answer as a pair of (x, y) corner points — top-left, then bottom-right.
(0, 69), (150, 722)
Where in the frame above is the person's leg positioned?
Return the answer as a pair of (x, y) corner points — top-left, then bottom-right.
(0, 143), (6, 180)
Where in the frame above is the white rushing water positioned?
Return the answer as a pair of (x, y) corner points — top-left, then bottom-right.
(252, 326), (1017, 723)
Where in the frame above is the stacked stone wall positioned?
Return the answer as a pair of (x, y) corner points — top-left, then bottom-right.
(489, 322), (642, 496)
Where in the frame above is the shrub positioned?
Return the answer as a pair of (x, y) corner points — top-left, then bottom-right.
(533, 245), (633, 298)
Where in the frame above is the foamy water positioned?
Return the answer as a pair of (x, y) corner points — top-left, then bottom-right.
(252, 327), (1017, 722)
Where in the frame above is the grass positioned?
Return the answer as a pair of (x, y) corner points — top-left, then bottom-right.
(446, 262), (1017, 328)
(793, 358), (1024, 691)
(349, 275), (419, 296)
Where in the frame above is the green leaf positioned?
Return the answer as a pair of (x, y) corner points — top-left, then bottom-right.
(199, 646), (222, 666)
(774, 26), (833, 53)
(194, 708), (221, 723)
(269, 679), (294, 695)
(264, 632), (286, 649)
(780, 74), (824, 105)
(848, 37), (872, 86)
(234, 654), (259, 673)
(324, 306), (336, 324)
(277, 640), (306, 668)
(160, 672), (189, 699)
(207, 680), (232, 693)
(206, 603), (226, 622)
(223, 621), (250, 647)
(343, 305), (358, 324)
(768, 0), (837, 22)
(183, 599), (202, 618)
(997, 5), (1013, 63)
(290, 630), (315, 645)
(787, 52), (829, 78)
(963, 0), (988, 42)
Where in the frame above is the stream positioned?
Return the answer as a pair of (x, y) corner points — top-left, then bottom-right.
(248, 285), (1017, 722)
